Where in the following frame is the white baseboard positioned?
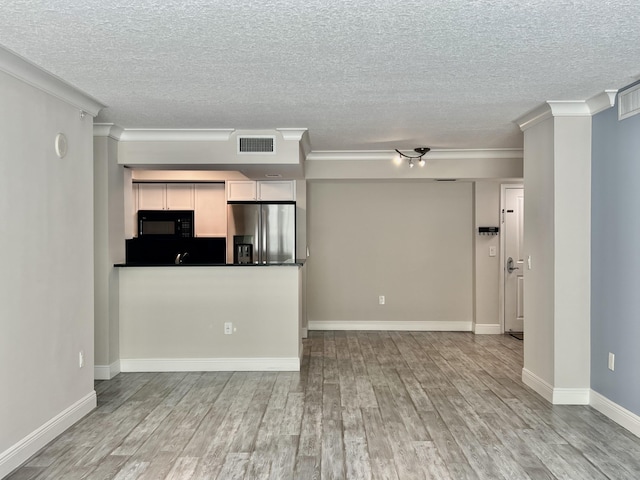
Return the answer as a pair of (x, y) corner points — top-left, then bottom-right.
(553, 388), (590, 405)
(0, 391), (96, 479)
(522, 368), (554, 403)
(591, 390), (640, 438)
(474, 323), (502, 334)
(522, 368), (590, 405)
(120, 357), (301, 372)
(94, 360), (121, 380)
(308, 320), (472, 331)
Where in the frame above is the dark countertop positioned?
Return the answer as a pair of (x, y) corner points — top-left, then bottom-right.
(115, 260), (306, 267)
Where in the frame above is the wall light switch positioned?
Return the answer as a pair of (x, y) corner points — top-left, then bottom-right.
(489, 246), (497, 257)
(608, 352), (615, 371)
(527, 255), (532, 270)
(379, 295), (385, 305)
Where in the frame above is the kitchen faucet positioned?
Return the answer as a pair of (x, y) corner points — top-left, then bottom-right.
(174, 252), (189, 264)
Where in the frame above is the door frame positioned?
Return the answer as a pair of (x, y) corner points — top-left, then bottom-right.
(499, 183), (524, 334)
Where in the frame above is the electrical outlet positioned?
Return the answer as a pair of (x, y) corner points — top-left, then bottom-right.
(79, 350), (85, 368)
(224, 322), (233, 335)
(608, 352), (615, 371)
(379, 295), (385, 305)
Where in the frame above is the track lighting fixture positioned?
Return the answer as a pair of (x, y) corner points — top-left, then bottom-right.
(394, 147), (430, 167)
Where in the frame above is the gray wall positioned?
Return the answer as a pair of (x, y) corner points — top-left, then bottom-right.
(0, 70), (95, 472)
(307, 180), (474, 325)
(473, 182), (502, 329)
(592, 87), (640, 414)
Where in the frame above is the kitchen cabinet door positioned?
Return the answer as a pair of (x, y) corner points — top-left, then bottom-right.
(166, 183), (194, 210)
(137, 183), (166, 210)
(257, 180), (295, 201)
(226, 180), (295, 201)
(195, 183), (226, 237)
(226, 181), (257, 201)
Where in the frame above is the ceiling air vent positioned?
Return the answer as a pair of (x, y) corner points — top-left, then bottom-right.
(238, 135), (276, 154)
(619, 84), (640, 120)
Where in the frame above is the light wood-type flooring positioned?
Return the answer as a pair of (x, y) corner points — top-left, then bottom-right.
(7, 331), (640, 479)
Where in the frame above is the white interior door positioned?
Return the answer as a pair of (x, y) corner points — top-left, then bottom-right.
(504, 187), (524, 333)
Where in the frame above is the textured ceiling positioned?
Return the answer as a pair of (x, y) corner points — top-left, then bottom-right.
(2, 0), (640, 151)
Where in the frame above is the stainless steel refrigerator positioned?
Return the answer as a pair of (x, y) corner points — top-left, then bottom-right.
(227, 202), (296, 264)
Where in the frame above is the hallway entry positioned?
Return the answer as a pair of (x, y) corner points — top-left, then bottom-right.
(502, 186), (524, 333)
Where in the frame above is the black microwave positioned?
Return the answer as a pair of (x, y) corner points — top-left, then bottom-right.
(138, 210), (194, 238)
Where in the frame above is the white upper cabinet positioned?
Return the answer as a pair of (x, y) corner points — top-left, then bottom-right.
(137, 183), (165, 210)
(226, 180), (295, 202)
(137, 183), (194, 210)
(194, 183), (226, 237)
(257, 181), (296, 201)
(165, 183), (194, 210)
(226, 181), (257, 201)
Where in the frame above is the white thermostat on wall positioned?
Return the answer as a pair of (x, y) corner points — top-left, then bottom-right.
(54, 133), (67, 158)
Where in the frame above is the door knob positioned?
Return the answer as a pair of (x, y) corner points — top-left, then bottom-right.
(507, 257), (520, 274)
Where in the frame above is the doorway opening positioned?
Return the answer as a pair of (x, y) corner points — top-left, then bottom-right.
(500, 185), (524, 336)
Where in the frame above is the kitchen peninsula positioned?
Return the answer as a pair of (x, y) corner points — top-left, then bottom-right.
(117, 175), (304, 373)
(116, 262), (304, 372)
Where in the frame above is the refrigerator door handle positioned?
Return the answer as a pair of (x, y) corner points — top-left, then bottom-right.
(255, 210), (261, 264)
(261, 206), (268, 263)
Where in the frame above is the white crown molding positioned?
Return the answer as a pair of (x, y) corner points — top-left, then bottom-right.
(518, 90), (619, 131)
(93, 123), (124, 140)
(276, 128), (308, 142)
(308, 320), (472, 331)
(120, 357), (300, 372)
(307, 150), (395, 161)
(0, 45), (105, 117)
(430, 149), (523, 160)
(546, 100), (592, 116)
(307, 149), (523, 162)
(119, 129), (235, 142)
(516, 103), (553, 131)
(0, 391), (96, 478)
(299, 131), (313, 159)
(587, 89), (617, 115)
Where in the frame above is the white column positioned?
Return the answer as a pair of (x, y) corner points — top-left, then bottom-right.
(93, 124), (125, 380)
(517, 93), (615, 404)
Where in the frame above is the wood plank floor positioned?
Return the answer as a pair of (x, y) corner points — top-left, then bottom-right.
(7, 331), (640, 479)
